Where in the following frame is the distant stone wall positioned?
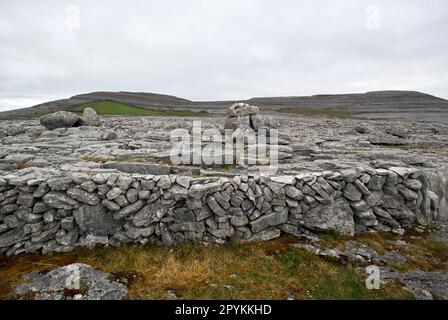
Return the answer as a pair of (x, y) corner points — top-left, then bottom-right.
(0, 166), (441, 256)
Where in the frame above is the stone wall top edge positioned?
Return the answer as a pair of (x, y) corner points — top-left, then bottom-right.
(0, 165), (423, 187)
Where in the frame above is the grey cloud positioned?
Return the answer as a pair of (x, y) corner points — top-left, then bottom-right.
(1, 0), (447, 111)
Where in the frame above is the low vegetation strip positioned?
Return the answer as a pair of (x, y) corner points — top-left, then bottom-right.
(72, 101), (207, 117)
(0, 237), (413, 300)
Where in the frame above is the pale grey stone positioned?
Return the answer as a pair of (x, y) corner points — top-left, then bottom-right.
(250, 208), (288, 233)
(43, 192), (79, 210)
(79, 107), (99, 126)
(207, 196), (226, 216)
(40, 111), (80, 130)
(117, 175), (132, 191)
(396, 185), (418, 201)
(368, 175), (387, 190)
(364, 191), (384, 207)
(0, 229), (29, 248)
(176, 176), (192, 189)
(343, 183), (362, 201)
(114, 195), (129, 207)
(270, 176), (295, 185)
(244, 229), (281, 242)
(125, 224), (154, 239)
(106, 187), (123, 200)
(80, 181), (97, 193)
(67, 187), (100, 206)
(285, 185), (304, 200)
(74, 205), (124, 236)
(303, 198), (354, 236)
(230, 215), (249, 227)
(157, 176), (172, 189)
(404, 178), (423, 190)
(48, 177), (73, 191)
(61, 217), (75, 231)
(33, 183), (49, 198)
(23, 222), (43, 234)
(113, 200), (145, 220)
(17, 192), (36, 208)
(138, 190), (150, 200)
(33, 201), (50, 214)
(101, 199), (121, 211)
(14, 263), (127, 300)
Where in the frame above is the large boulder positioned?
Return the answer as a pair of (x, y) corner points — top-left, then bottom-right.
(40, 111), (81, 130)
(79, 107), (100, 126)
(303, 198), (355, 236)
(73, 204), (124, 236)
(423, 166), (448, 221)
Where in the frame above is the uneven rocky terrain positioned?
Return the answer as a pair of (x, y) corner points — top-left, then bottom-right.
(1, 90), (448, 120)
(1, 94), (448, 300)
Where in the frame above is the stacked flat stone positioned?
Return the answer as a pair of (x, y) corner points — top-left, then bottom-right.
(224, 102), (271, 131)
(0, 166), (440, 255)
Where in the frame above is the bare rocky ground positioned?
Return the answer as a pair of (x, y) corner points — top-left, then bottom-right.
(1, 113), (448, 175)
(1, 107), (448, 299)
(292, 221), (448, 300)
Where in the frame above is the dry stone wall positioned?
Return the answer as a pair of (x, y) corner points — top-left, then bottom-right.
(0, 166), (441, 255)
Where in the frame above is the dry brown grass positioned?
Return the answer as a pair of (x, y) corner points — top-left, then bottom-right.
(0, 237), (415, 300)
(15, 161), (38, 170)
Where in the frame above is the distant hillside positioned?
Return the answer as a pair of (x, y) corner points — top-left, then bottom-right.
(1, 90), (447, 119)
(248, 91), (448, 108)
(0, 91), (192, 119)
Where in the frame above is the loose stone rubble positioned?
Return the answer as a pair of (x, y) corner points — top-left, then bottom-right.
(14, 263), (127, 300)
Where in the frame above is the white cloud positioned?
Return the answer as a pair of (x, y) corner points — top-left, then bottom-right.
(1, 0), (447, 111)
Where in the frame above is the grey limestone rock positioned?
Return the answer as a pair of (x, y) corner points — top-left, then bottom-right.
(67, 187), (100, 206)
(14, 263), (127, 300)
(79, 107), (99, 126)
(303, 198), (355, 236)
(40, 111), (81, 130)
(43, 191), (79, 210)
(74, 204), (124, 236)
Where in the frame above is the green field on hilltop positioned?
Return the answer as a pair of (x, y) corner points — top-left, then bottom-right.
(73, 101), (207, 117)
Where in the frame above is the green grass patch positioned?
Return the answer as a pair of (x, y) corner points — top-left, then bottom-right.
(72, 101), (207, 117)
(278, 106), (357, 118)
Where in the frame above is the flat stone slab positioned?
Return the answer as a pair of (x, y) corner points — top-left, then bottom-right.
(13, 263), (128, 300)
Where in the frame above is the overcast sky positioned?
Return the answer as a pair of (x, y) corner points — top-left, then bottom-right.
(1, 0), (447, 111)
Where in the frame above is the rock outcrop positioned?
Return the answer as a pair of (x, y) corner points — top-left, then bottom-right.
(79, 107), (99, 126)
(39, 108), (99, 130)
(40, 111), (81, 130)
(14, 263), (127, 300)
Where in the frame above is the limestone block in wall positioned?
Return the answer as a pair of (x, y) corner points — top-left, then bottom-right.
(423, 166), (448, 221)
(302, 198), (355, 236)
